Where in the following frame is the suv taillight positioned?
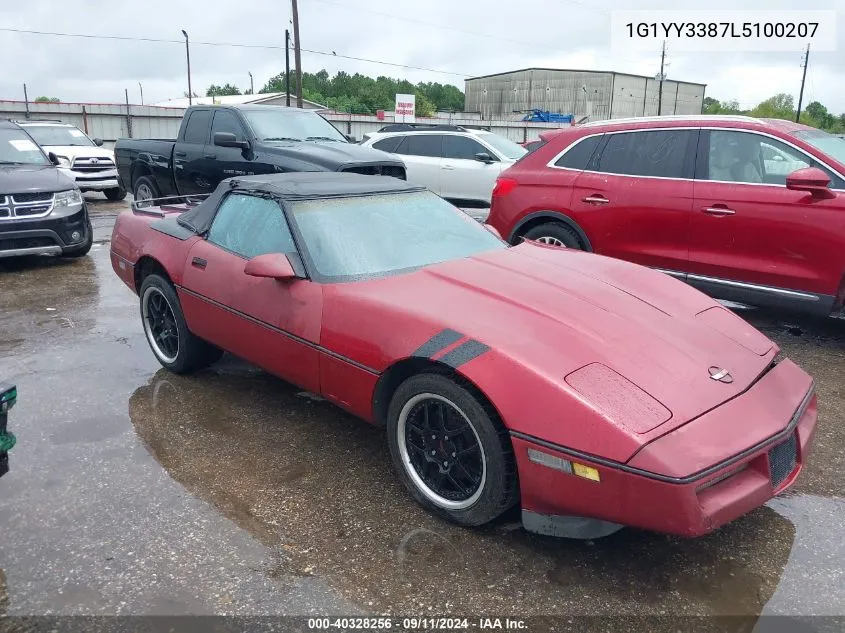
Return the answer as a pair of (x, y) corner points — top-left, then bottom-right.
(492, 177), (518, 198)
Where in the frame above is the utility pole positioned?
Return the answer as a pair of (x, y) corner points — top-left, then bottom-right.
(796, 44), (810, 123)
(285, 29), (291, 106)
(23, 83), (30, 120)
(248, 71), (254, 95)
(138, 82), (144, 105)
(291, 0), (303, 108)
(181, 29), (192, 105)
(657, 40), (666, 116)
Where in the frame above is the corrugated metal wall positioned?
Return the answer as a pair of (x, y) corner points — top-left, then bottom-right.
(465, 70), (705, 120)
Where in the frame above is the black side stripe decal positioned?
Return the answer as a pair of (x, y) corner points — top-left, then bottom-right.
(412, 329), (464, 359)
(438, 339), (490, 369)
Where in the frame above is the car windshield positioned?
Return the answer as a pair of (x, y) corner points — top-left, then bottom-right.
(0, 129), (50, 165)
(791, 129), (845, 166)
(243, 109), (347, 143)
(23, 125), (95, 147)
(478, 132), (528, 160)
(291, 190), (506, 279)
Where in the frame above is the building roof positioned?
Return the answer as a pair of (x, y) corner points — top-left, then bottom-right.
(466, 68), (706, 88)
(151, 92), (326, 109)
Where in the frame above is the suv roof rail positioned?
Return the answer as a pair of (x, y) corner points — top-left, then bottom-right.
(14, 119), (66, 124)
(376, 122), (491, 133)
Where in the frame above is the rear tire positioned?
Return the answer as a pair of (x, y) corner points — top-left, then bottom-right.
(105, 187), (127, 202)
(523, 222), (583, 249)
(386, 373), (518, 527)
(133, 176), (159, 202)
(62, 220), (94, 258)
(139, 274), (223, 374)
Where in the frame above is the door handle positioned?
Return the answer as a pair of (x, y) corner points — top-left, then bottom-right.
(204, 154), (217, 160)
(442, 165), (456, 170)
(174, 151), (187, 158)
(702, 206), (736, 216)
(191, 257), (207, 269)
(582, 195), (609, 205)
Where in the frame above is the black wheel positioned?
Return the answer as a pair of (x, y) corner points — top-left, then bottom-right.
(523, 222), (584, 249)
(133, 176), (159, 202)
(62, 220), (93, 258)
(386, 373), (518, 527)
(105, 187), (127, 202)
(139, 274), (223, 373)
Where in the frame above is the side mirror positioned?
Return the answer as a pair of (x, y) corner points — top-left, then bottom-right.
(475, 152), (495, 164)
(47, 151), (60, 166)
(344, 134), (356, 143)
(244, 253), (297, 280)
(484, 223), (502, 239)
(93, 138), (104, 147)
(786, 167), (834, 199)
(214, 132), (250, 150)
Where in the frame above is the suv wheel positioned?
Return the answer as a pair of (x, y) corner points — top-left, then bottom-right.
(523, 222), (583, 249)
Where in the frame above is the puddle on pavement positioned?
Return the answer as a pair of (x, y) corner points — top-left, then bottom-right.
(129, 361), (814, 617)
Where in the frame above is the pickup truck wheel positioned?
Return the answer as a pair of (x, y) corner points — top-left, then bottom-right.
(134, 176), (159, 202)
(105, 187), (127, 202)
(139, 274), (223, 374)
(62, 220), (94, 258)
(523, 223), (583, 249)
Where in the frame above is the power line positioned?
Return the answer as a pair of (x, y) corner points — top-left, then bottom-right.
(307, 0), (608, 53)
(0, 27), (470, 77)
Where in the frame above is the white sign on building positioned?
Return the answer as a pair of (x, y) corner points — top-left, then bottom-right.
(395, 94), (416, 123)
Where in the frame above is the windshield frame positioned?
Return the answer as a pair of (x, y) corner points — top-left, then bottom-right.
(281, 190), (507, 284)
(242, 108), (348, 143)
(20, 124), (96, 147)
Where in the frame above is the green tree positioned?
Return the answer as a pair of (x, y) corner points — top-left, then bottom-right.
(749, 93), (794, 120)
(34, 96), (60, 103)
(206, 83), (241, 97)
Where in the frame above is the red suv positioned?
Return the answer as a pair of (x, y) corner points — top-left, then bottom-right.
(488, 116), (845, 316)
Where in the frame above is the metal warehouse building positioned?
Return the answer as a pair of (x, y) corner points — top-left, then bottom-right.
(465, 68), (706, 121)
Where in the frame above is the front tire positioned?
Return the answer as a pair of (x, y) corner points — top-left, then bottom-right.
(523, 222), (583, 249)
(105, 187), (127, 202)
(139, 274), (223, 374)
(386, 373), (518, 527)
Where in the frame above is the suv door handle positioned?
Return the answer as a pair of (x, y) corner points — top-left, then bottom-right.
(442, 165), (456, 170)
(174, 151), (187, 158)
(582, 195), (609, 204)
(204, 154), (217, 160)
(702, 206), (736, 216)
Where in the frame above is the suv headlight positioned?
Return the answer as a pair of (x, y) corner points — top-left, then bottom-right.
(54, 189), (83, 208)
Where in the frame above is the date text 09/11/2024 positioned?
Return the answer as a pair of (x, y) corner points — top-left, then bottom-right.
(307, 617), (527, 630)
(625, 21), (819, 39)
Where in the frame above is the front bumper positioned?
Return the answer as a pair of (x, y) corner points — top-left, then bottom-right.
(513, 359), (818, 538)
(0, 204), (90, 258)
(61, 168), (119, 191)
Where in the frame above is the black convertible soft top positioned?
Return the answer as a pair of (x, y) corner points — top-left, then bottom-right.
(178, 172), (424, 234)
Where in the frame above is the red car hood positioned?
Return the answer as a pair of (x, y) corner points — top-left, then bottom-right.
(331, 242), (777, 439)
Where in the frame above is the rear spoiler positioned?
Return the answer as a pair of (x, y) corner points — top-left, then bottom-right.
(132, 194), (210, 217)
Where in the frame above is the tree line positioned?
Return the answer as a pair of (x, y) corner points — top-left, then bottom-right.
(205, 69), (465, 117)
(704, 94), (845, 134)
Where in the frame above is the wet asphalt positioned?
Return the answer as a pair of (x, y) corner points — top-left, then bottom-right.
(0, 199), (843, 626)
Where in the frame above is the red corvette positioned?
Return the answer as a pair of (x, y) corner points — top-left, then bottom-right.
(110, 173), (817, 539)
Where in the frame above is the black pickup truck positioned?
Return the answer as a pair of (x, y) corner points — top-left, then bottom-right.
(115, 104), (406, 201)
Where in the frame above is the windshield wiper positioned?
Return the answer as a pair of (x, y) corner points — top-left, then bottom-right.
(264, 137), (301, 142)
(305, 136), (342, 142)
(0, 160), (26, 165)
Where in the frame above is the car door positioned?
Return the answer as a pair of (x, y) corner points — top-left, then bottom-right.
(174, 109), (214, 195)
(393, 134), (443, 195)
(208, 109), (274, 185)
(689, 128), (845, 303)
(568, 128), (697, 271)
(178, 192), (322, 393)
(441, 134), (503, 205)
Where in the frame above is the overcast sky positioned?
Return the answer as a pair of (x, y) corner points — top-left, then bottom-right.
(1, 0), (842, 113)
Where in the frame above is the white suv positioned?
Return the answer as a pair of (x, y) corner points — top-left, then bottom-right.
(360, 125), (527, 207)
(16, 121), (126, 201)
